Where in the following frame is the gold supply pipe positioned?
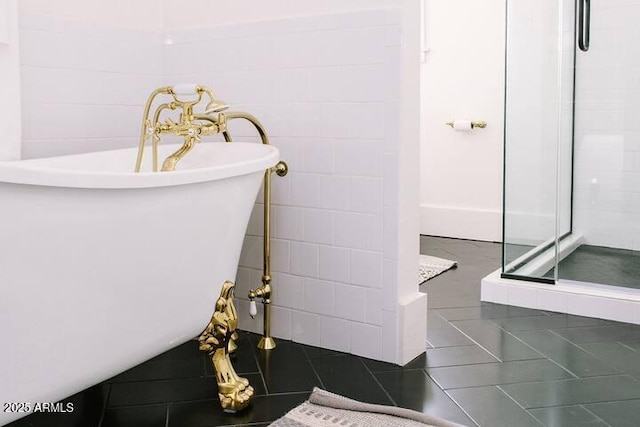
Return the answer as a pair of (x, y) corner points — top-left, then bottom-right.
(224, 112), (270, 145)
(152, 103), (174, 172)
(135, 87), (172, 172)
(220, 111), (287, 351)
(261, 170), (274, 350)
(263, 170), (271, 285)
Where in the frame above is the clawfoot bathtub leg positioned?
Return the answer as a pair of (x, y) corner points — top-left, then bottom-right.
(198, 281), (254, 412)
(229, 331), (239, 354)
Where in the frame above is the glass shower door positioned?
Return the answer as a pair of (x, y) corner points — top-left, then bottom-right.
(558, 0), (640, 289)
(502, 0), (574, 282)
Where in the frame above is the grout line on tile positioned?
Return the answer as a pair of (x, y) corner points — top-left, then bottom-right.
(551, 331), (629, 375)
(96, 383), (111, 427)
(300, 346), (326, 390)
(618, 341), (639, 352)
(247, 338), (270, 395)
(581, 404), (614, 427)
(359, 358), (397, 406)
(446, 322), (507, 363)
(514, 393), (640, 411)
(441, 388), (481, 427)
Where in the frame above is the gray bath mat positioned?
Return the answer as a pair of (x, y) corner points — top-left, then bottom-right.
(270, 387), (466, 427)
(418, 255), (457, 285)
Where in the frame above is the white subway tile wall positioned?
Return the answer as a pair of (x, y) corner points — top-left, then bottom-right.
(18, 8), (163, 158)
(573, 1), (640, 249)
(319, 246), (350, 283)
(18, 6), (403, 362)
(350, 321), (383, 360)
(334, 283), (367, 322)
(291, 311), (321, 347)
(162, 9), (400, 360)
(304, 279), (335, 316)
(320, 316), (352, 353)
(365, 289), (383, 325)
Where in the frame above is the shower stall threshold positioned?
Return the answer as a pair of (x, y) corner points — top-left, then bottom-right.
(504, 234), (584, 278)
(481, 269), (640, 324)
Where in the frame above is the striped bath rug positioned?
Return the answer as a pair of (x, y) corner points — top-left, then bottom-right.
(270, 387), (466, 427)
(418, 255), (457, 285)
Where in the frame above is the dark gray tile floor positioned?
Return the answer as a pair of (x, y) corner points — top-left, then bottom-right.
(546, 245), (640, 288)
(9, 236), (640, 427)
(421, 236), (640, 427)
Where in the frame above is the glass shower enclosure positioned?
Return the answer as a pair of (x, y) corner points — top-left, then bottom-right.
(503, 0), (640, 290)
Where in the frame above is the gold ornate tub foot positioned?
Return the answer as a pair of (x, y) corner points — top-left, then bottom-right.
(198, 281), (254, 412)
(229, 331), (239, 354)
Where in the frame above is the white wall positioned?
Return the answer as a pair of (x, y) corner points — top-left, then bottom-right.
(419, 0), (505, 242)
(18, 0), (162, 159)
(18, 0), (162, 31)
(0, 0), (20, 161)
(573, 0), (640, 250)
(161, 2), (424, 364)
(396, 0), (425, 364)
(163, 0), (397, 29)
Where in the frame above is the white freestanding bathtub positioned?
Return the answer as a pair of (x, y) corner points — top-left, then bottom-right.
(0, 142), (278, 425)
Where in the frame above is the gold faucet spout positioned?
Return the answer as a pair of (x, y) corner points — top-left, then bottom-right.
(161, 136), (197, 172)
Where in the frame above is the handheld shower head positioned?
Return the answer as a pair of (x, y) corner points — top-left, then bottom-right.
(204, 99), (229, 114)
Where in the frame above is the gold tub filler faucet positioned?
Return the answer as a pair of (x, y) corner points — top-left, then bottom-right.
(134, 84), (288, 412)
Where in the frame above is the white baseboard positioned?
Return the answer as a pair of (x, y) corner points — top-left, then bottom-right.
(398, 292), (427, 365)
(420, 204), (501, 242)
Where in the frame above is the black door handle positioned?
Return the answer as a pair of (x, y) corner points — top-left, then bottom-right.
(578, 0), (591, 52)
